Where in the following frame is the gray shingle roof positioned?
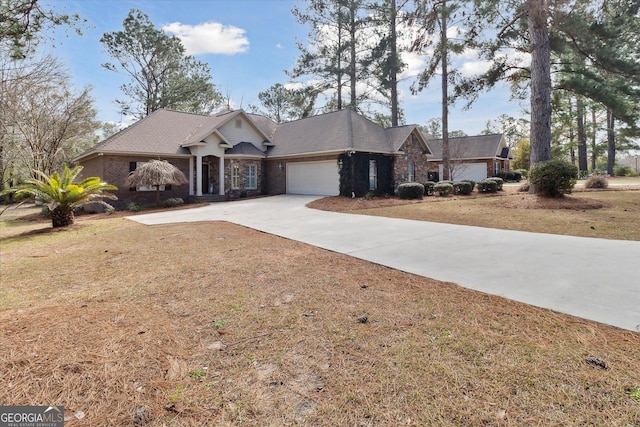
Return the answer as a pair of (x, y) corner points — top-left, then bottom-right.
(77, 110), (222, 159)
(226, 142), (266, 157)
(267, 109), (418, 157)
(426, 134), (506, 161)
(76, 108), (432, 162)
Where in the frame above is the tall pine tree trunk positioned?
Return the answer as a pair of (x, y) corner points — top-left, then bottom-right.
(441, 0), (450, 181)
(337, 22), (343, 110)
(527, 0), (552, 168)
(349, 1), (357, 109)
(390, 0), (399, 126)
(576, 96), (587, 174)
(569, 98), (576, 165)
(590, 106), (597, 171)
(607, 107), (615, 175)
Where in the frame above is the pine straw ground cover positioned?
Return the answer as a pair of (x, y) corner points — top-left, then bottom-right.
(309, 186), (640, 241)
(0, 209), (639, 426)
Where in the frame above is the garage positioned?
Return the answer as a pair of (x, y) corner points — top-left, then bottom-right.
(439, 163), (487, 182)
(287, 160), (340, 195)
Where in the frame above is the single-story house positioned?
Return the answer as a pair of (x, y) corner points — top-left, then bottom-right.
(425, 134), (512, 182)
(75, 108), (434, 207)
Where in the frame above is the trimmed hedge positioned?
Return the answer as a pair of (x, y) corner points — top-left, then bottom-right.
(486, 176), (504, 190)
(477, 179), (498, 193)
(434, 182), (454, 196)
(529, 159), (578, 197)
(496, 170), (523, 182)
(461, 179), (476, 191)
(452, 181), (473, 195)
(398, 183), (424, 199)
(423, 181), (436, 196)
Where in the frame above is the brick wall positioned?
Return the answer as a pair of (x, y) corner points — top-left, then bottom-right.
(91, 155), (190, 209)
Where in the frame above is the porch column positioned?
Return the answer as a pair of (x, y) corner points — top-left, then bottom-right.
(188, 156), (194, 196)
(218, 155), (225, 196)
(196, 154), (203, 196)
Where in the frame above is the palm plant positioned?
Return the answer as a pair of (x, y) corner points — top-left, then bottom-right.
(3, 165), (118, 227)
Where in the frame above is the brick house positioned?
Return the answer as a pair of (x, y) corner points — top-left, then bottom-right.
(75, 108), (435, 207)
(426, 134), (512, 182)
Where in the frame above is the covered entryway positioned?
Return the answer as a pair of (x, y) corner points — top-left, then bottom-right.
(440, 163), (487, 182)
(286, 160), (340, 196)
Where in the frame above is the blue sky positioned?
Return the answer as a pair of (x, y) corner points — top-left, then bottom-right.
(41, 0), (526, 135)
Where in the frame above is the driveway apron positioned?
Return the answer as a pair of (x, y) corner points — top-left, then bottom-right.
(128, 195), (640, 332)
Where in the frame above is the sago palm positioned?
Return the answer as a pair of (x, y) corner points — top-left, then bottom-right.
(5, 165), (118, 227)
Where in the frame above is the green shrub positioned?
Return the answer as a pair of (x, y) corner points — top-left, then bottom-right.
(584, 176), (609, 189)
(164, 197), (184, 207)
(398, 183), (424, 199)
(127, 202), (142, 212)
(516, 169), (528, 179)
(529, 159), (578, 197)
(614, 165), (632, 176)
(434, 182), (453, 196)
(497, 170), (523, 182)
(461, 179), (476, 190)
(452, 181), (473, 195)
(486, 176), (504, 190)
(477, 179), (498, 193)
(423, 181), (436, 196)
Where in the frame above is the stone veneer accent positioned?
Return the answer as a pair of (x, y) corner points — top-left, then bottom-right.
(393, 134), (432, 189)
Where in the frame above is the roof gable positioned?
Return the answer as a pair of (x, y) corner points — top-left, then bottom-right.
(388, 126), (433, 155)
(426, 134), (506, 161)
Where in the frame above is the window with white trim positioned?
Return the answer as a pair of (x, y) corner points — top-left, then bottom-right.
(246, 164), (257, 189)
(231, 164), (240, 189)
(408, 162), (415, 182)
(494, 162), (500, 175)
(369, 160), (377, 191)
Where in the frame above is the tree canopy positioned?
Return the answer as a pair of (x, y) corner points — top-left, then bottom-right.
(0, 0), (84, 59)
(101, 9), (222, 118)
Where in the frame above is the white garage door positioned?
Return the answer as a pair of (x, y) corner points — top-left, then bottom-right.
(439, 163), (487, 182)
(287, 161), (340, 196)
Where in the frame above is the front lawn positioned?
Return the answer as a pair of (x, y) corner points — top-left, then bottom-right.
(309, 186), (640, 241)
(1, 212), (638, 426)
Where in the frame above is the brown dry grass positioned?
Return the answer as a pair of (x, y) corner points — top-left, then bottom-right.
(309, 186), (640, 241)
(1, 209), (639, 426)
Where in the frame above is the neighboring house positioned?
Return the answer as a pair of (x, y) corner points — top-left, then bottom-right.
(426, 134), (512, 182)
(75, 108), (433, 207)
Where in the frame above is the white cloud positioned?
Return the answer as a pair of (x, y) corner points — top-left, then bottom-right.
(276, 43), (284, 49)
(162, 21), (249, 55)
(460, 60), (492, 77)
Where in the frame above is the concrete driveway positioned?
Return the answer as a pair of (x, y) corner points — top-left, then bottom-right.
(128, 195), (640, 332)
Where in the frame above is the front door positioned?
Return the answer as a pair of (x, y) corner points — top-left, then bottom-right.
(201, 164), (210, 194)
